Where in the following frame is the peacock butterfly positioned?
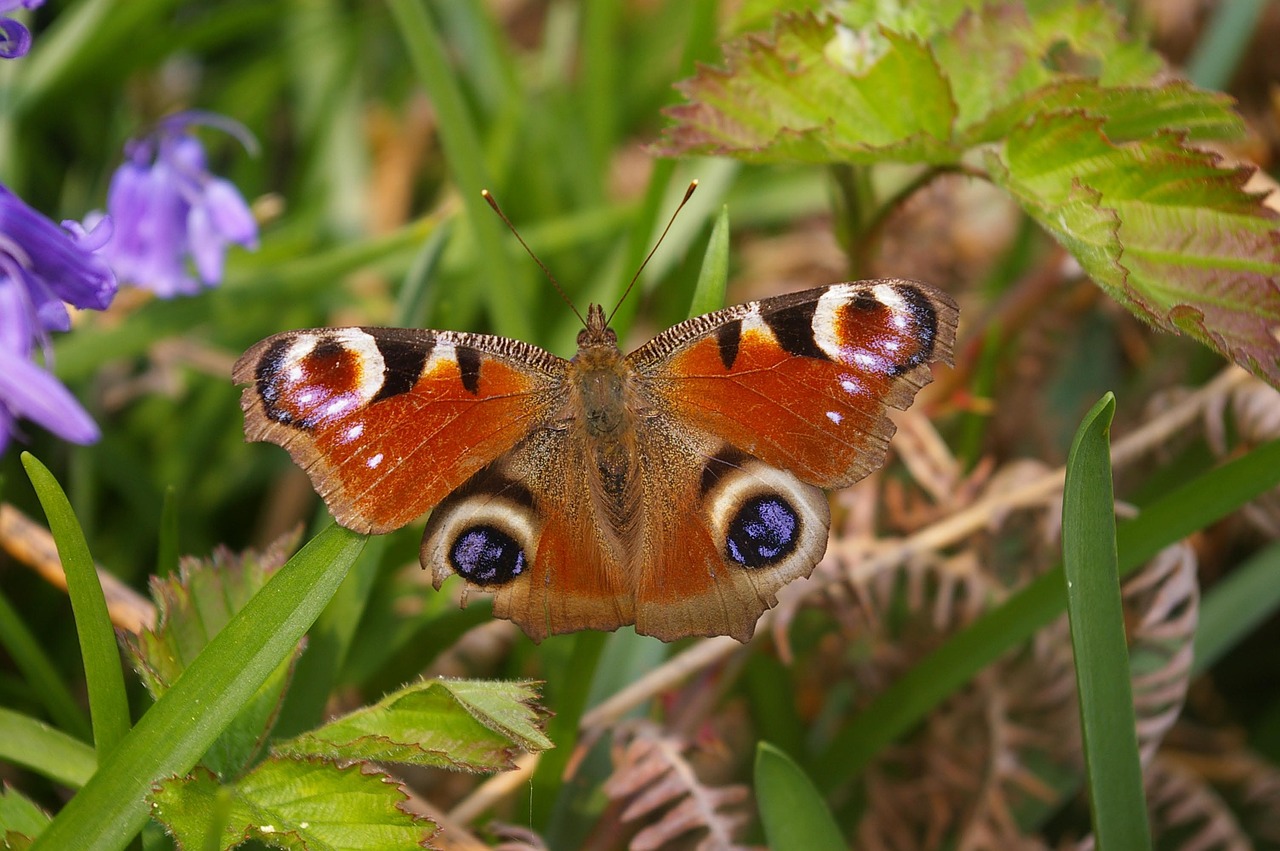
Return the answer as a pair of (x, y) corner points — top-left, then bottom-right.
(235, 253), (957, 643)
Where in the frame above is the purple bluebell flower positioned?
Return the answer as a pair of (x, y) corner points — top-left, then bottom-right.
(0, 185), (116, 454)
(104, 112), (258, 298)
(0, 0), (44, 59)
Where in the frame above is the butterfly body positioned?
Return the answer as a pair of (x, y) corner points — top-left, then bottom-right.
(236, 280), (957, 642)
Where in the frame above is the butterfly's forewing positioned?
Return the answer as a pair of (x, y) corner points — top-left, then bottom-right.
(234, 327), (566, 534)
(628, 280), (959, 490)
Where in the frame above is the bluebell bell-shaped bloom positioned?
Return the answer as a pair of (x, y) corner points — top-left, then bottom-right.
(0, 185), (116, 454)
(0, 0), (44, 59)
(104, 113), (258, 297)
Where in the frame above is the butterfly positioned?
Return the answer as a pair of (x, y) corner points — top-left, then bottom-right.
(234, 279), (957, 642)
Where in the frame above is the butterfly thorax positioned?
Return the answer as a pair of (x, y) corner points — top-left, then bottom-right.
(568, 304), (644, 531)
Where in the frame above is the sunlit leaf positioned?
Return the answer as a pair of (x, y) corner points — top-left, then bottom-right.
(151, 761), (434, 851)
(987, 114), (1280, 386)
(274, 678), (550, 772)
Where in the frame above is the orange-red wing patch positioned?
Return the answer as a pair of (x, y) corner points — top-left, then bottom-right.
(631, 281), (958, 490)
(235, 328), (565, 533)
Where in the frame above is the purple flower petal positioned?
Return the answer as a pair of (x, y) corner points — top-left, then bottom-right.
(0, 16), (31, 59)
(187, 202), (224, 283)
(0, 345), (99, 445)
(204, 179), (258, 247)
(102, 116), (258, 298)
(0, 185), (116, 311)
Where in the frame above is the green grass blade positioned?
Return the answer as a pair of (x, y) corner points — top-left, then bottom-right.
(30, 524), (365, 851)
(815, 435), (1280, 790)
(0, 585), (91, 741)
(1194, 541), (1280, 674)
(1185, 0), (1268, 91)
(0, 707), (97, 789)
(21, 454), (131, 761)
(393, 218), (453, 328)
(687, 205), (730, 318)
(1062, 394), (1151, 850)
(534, 630), (608, 842)
(756, 742), (845, 850)
(156, 486), (179, 577)
(384, 0), (532, 340)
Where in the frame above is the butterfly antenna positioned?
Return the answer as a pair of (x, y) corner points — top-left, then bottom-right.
(606, 179), (699, 326)
(482, 189), (586, 328)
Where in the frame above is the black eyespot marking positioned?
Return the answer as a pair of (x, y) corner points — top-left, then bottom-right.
(699, 447), (752, 496)
(725, 494), (800, 568)
(889, 285), (939, 376)
(449, 525), (526, 585)
(715, 320), (742, 370)
(763, 300), (829, 360)
(850, 290), (879, 311)
(372, 335), (430, 402)
(456, 346), (482, 395)
(257, 337), (296, 424)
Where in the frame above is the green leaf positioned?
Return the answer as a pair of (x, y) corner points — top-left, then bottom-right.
(660, 14), (956, 164)
(1062, 394), (1151, 850)
(275, 679), (550, 772)
(986, 113), (1280, 386)
(120, 534), (304, 778)
(0, 786), (52, 842)
(687, 205), (731, 318)
(151, 761), (434, 851)
(21, 454), (131, 761)
(0, 707), (96, 789)
(755, 742), (845, 850)
(30, 525), (365, 851)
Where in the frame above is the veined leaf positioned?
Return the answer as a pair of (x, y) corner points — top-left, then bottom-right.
(120, 535), (303, 778)
(658, 4), (1237, 161)
(661, 15), (956, 164)
(659, 3), (1279, 384)
(986, 114), (1280, 386)
(150, 761), (434, 851)
(274, 679), (551, 773)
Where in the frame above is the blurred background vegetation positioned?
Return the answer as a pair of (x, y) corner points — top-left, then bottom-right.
(3, 0), (1280, 848)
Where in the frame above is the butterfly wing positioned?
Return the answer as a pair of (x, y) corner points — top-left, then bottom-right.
(628, 279), (958, 489)
(234, 327), (567, 534)
(624, 279), (958, 638)
(420, 426), (636, 642)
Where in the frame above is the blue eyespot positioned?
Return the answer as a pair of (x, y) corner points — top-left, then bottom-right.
(726, 495), (799, 568)
(449, 525), (526, 585)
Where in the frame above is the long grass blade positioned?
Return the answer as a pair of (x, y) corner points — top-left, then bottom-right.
(30, 524), (365, 851)
(21, 454), (131, 761)
(1062, 393), (1150, 850)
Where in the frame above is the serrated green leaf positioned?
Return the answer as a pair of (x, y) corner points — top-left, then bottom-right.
(661, 14), (957, 164)
(120, 534), (304, 778)
(660, 3), (1229, 162)
(0, 787), (51, 843)
(274, 679), (550, 773)
(151, 761), (434, 851)
(987, 112), (1280, 386)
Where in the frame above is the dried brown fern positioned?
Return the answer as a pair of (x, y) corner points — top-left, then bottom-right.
(602, 723), (758, 851)
(1146, 755), (1251, 851)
